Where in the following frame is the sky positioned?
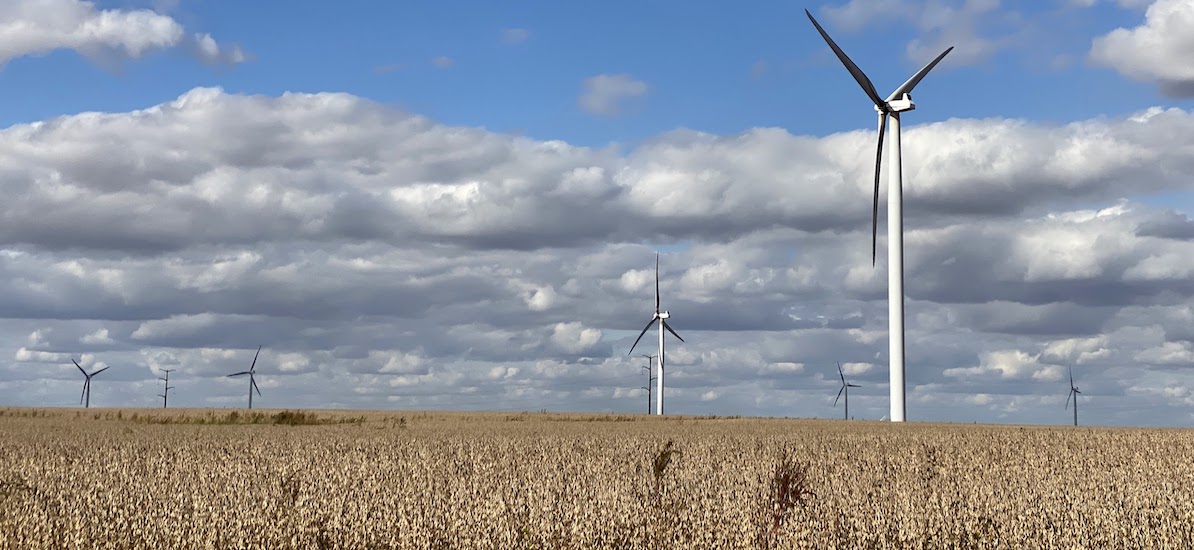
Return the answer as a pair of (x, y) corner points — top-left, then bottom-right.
(2, 0), (1194, 426)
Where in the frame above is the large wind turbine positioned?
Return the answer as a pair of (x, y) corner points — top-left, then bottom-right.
(1065, 367), (1081, 427)
(158, 368), (175, 409)
(628, 254), (684, 415)
(72, 359), (110, 408)
(805, 9), (953, 422)
(227, 346), (263, 409)
(641, 354), (657, 415)
(834, 362), (861, 420)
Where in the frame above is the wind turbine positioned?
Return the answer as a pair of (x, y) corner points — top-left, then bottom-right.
(1065, 367), (1081, 427)
(72, 359), (110, 409)
(158, 368), (175, 409)
(834, 362), (861, 420)
(805, 9), (953, 423)
(641, 354), (657, 415)
(627, 254), (684, 415)
(227, 346), (263, 409)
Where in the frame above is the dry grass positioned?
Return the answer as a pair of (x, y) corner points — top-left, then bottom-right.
(1, 407), (1193, 548)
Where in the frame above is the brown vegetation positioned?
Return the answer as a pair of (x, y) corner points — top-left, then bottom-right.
(1, 408), (1192, 548)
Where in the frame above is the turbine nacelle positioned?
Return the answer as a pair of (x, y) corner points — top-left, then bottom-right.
(657, 311), (670, 320)
(878, 93), (916, 113)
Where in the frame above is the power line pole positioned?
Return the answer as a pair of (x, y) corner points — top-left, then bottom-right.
(641, 354), (657, 415)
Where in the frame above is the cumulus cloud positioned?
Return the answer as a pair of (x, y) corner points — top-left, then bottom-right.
(81, 328), (113, 345)
(0, 87), (1193, 424)
(578, 74), (648, 116)
(1090, 0), (1194, 97)
(0, 0), (244, 68)
(819, 0), (1016, 67)
(189, 32), (246, 65)
(551, 322), (603, 354)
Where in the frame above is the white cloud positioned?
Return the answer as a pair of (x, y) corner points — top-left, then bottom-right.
(81, 328), (113, 345)
(551, 322), (602, 354)
(1135, 341), (1194, 365)
(190, 32), (245, 65)
(1042, 336), (1110, 365)
(1, 87), (1194, 423)
(841, 362), (873, 376)
(945, 350), (1042, 380)
(765, 362), (804, 373)
(276, 352), (312, 373)
(131, 314), (222, 341)
(578, 74), (648, 116)
(14, 347), (65, 363)
(0, 0), (243, 67)
(27, 329), (48, 347)
(432, 55), (454, 68)
(1090, 0), (1194, 97)
(501, 28), (529, 44)
(819, 0), (1013, 67)
(822, 0), (912, 31)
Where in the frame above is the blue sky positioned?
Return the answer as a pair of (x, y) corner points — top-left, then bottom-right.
(1, 1), (1180, 146)
(3, 0), (1194, 426)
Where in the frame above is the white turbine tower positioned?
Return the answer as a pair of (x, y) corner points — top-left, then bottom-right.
(227, 345), (263, 409)
(1065, 367), (1082, 427)
(628, 254), (684, 415)
(805, 9), (953, 422)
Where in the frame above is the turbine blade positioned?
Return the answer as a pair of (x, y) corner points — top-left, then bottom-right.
(80, 381), (87, 405)
(872, 112), (886, 266)
(72, 359), (86, 376)
(662, 320), (684, 343)
(805, 9), (885, 107)
(228, 372), (250, 377)
(91, 366), (110, 377)
(626, 319), (658, 355)
(251, 376), (262, 397)
(655, 253), (661, 313)
(1069, 366), (1074, 388)
(849, 383), (861, 388)
(837, 362), (846, 384)
(1065, 390), (1072, 410)
(250, 345), (262, 373)
(834, 385), (845, 407)
(885, 46), (954, 102)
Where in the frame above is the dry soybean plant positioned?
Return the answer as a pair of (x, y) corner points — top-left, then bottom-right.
(2, 409), (1194, 548)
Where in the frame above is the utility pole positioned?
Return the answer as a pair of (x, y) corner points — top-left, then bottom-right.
(641, 355), (657, 415)
(158, 369), (175, 408)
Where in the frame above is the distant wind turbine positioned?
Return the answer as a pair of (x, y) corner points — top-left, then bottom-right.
(641, 354), (657, 415)
(834, 362), (861, 420)
(627, 254), (684, 415)
(1065, 367), (1082, 427)
(73, 359), (110, 409)
(227, 346), (263, 409)
(805, 9), (953, 423)
(158, 369), (175, 409)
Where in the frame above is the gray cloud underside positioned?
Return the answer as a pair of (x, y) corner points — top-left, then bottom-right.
(3, 88), (1194, 426)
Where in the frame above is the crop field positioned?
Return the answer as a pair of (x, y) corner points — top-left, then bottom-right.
(1, 408), (1193, 549)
